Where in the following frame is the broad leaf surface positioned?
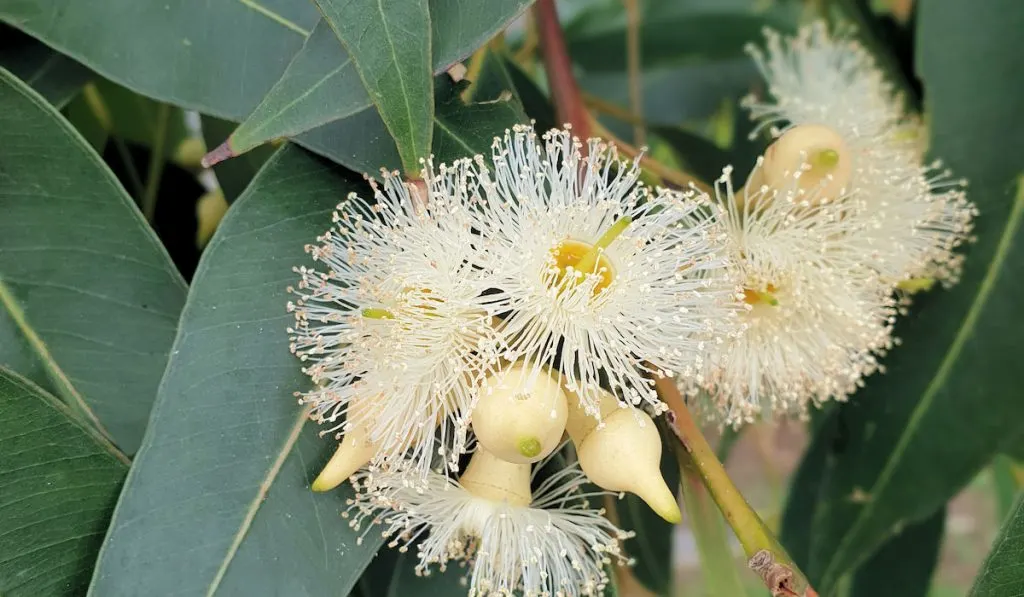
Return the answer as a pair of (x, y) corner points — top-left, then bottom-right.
(313, 0), (432, 172)
(226, 1), (533, 165)
(0, 0), (317, 120)
(0, 67), (186, 453)
(0, 368), (128, 597)
(784, 2), (1024, 592)
(88, 146), (384, 596)
(970, 496), (1024, 597)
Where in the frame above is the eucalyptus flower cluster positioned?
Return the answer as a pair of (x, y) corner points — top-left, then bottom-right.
(286, 21), (975, 596)
(289, 126), (729, 595)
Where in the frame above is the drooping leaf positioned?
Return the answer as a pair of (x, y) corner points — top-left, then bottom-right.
(201, 116), (276, 204)
(784, 1), (1024, 591)
(0, 26), (91, 108)
(970, 495), (1024, 597)
(0, 0), (318, 120)
(0, 367), (128, 597)
(0, 67), (187, 453)
(219, 1), (534, 165)
(88, 145), (384, 596)
(565, 0), (799, 72)
(849, 507), (945, 597)
(312, 0), (432, 173)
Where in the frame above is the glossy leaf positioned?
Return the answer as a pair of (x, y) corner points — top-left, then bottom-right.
(226, 21), (368, 158)
(784, 1), (1024, 591)
(431, 77), (527, 165)
(0, 367), (128, 596)
(0, 26), (91, 108)
(224, 1), (533, 167)
(88, 146), (384, 596)
(849, 507), (945, 597)
(313, 0), (432, 172)
(970, 496), (1024, 597)
(0, 0), (318, 120)
(0, 67), (186, 453)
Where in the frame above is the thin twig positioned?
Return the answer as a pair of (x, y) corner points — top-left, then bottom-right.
(652, 375), (818, 597)
(623, 0), (645, 146)
(534, 0), (591, 140)
(591, 119), (711, 195)
(141, 103), (170, 223)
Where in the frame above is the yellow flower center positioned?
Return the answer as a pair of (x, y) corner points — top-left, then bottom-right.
(548, 216), (631, 296)
(742, 284), (780, 307)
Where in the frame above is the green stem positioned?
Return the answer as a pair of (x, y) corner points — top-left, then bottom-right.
(653, 376), (817, 597)
(678, 448), (749, 597)
(141, 103), (170, 223)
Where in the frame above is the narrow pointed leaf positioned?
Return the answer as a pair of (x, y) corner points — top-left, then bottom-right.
(0, 67), (187, 453)
(88, 146), (383, 596)
(312, 0), (432, 173)
(0, 368), (128, 597)
(970, 496), (1024, 597)
(849, 507), (945, 597)
(226, 20), (368, 157)
(221, 1), (534, 165)
(783, 1), (1024, 591)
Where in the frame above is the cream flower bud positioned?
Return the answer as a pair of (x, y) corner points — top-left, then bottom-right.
(761, 123), (852, 201)
(458, 447), (532, 506)
(567, 388), (681, 524)
(472, 363), (568, 464)
(311, 425), (376, 492)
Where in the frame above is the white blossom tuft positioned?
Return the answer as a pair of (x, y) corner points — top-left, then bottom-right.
(346, 459), (632, 597)
(743, 21), (976, 286)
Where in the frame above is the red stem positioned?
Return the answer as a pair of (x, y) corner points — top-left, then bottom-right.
(533, 0), (591, 140)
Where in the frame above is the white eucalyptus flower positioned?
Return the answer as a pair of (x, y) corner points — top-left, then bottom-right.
(288, 164), (502, 481)
(346, 448), (632, 597)
(469, 126), (734, 418)
(743, 21), (976, 286)
(687, 167), (896, 426)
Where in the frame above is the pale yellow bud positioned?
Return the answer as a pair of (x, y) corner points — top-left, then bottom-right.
(311, 425), (376, 492)
(458, 447), (532, 506)
(568, 388), (681, 524)
(472, 363), (569, 464)
(761, 123), (852, 201)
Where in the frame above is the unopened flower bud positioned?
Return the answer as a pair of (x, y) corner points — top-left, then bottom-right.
(761, 123), (852, 201)
(567, 388), (681, 524)
(458, 446), (532, 506)
(472, 363), (568, 464)
(311, 425), (376, 492)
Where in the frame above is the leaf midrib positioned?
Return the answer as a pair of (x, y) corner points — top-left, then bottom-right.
(822, 175), (1024, 587)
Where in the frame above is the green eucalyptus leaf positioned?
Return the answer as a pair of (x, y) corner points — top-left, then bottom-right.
(784, 1), (1024, 592)
(849, 507), (945, 597)
(0, 367), (128, 597)
(0, 0), (318, 120)
(313, 0), (432, 173)
(0, 26), (91, 108)
(970, 495), (1024, 597)
(0, 67), (186, 453)
(222, 1), (534, 168)
(431, 77), (527, 165)
(88, 145), (383, 596)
